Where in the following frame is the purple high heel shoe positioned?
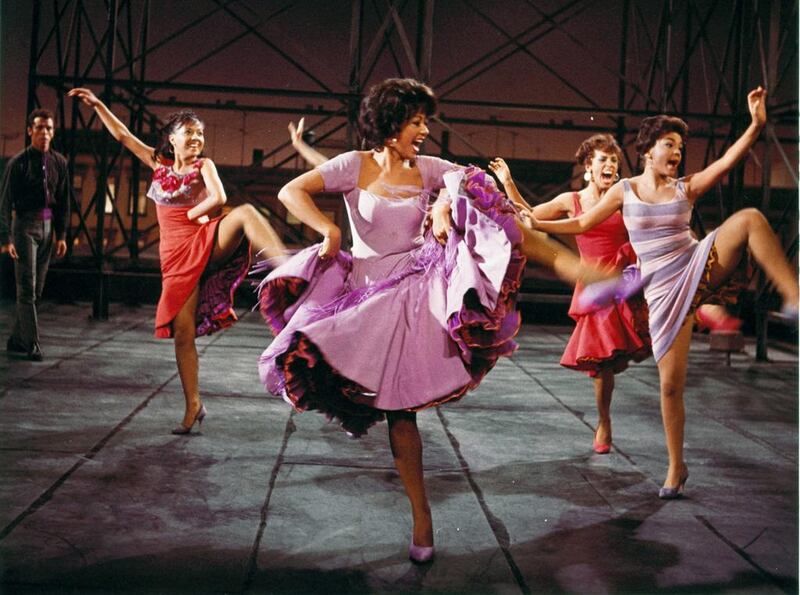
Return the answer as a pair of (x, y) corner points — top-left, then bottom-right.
(171, 404), (207, 435)
(658, 468), (689, 500)
(409, 541), (435, 564)
(577, 265), (647, 311)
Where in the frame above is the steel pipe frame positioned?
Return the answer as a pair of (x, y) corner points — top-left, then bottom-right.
(24, 0), (797, 344)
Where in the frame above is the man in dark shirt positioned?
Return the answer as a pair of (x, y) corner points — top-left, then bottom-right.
(0, 108), (70, 361)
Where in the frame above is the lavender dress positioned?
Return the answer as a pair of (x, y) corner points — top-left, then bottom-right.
(622, 179), (717, 361)
(258, 151), (525, 436)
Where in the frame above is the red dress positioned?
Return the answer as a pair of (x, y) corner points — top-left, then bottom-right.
(148, 159), (250, 338)
(560, 193), (650, 376)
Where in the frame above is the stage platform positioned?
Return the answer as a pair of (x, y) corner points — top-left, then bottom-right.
(1, 300), (797, 594)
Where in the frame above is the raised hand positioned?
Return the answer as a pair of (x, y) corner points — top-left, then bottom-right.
(747, 86), (767, 128)
(67, 87), (101, 108)
(488, 157), (513, 187)
(288, 118), (305, 147)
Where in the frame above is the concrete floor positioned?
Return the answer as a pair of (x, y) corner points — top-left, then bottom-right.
(0, 299), (797, 594)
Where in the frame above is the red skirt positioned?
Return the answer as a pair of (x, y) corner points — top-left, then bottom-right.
(154, 205), (250, 338)
(560, 287), (651, 377)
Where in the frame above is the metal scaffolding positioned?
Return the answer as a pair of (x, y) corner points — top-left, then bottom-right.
(21, 0), (798, 352)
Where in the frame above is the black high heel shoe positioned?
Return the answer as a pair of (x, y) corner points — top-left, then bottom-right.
(171, 404), (207, 435)
(658, 467), (689, 499)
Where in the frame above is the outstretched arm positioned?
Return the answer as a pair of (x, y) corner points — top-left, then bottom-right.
(490, 157), (573, 221)
(68, 88), (158, 170)
(685, 87), (767, 202)
(278, 169), (341, 259)
(289, 118), (328, 168)
(528, 182), (624, 235)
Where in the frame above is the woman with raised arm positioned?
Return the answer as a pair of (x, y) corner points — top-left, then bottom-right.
(526, 87), (798, 498)
(68, 88), (286, 435)
(490, 135), (651, 455)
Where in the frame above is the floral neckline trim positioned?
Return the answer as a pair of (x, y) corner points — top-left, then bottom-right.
(152, 159), (203, 198)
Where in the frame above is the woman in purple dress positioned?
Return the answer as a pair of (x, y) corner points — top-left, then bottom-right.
(261, 78), (526, 562)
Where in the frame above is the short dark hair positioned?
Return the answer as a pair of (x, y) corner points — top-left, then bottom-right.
(574, 133), (622, 166)
(635, 115), (689, 156)
(28, 108), (55, 127)
(154, 109), (204, 161)
(358, 78), (437, 150)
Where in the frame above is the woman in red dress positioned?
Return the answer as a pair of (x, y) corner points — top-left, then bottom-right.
(490, 135), (650, 454)
(69, 88), (286, 434)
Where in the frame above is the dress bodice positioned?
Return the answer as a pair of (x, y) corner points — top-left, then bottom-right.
(621, 178), (697, 276)
(317, 151), (456, 265)
(147, 159), (209, 207)
(572, 192), (629, 266)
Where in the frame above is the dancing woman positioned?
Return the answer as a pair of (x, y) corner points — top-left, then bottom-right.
(260, 78), (528, 562)
(490, 135), (651, 455)
(68, 88), (286, 434)
(526, 87), (798, 497)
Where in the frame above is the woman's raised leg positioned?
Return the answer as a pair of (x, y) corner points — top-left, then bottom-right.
(518, 224), (609, 286)
(212, 203), (286, 265)
(709, 208), (798, 308)
(386, 411), (433, 550)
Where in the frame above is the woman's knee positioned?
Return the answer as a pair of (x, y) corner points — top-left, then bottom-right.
(660, 380), (684, 402)
(733, 207), (768, 230)
(232, 203), (260, 222)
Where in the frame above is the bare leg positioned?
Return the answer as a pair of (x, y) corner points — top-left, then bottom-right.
(709, 208), (798, 306)
(594, 366), (615, 446)
(387, 411), (433, 548)
(656, 316), (694, 489)
(518, 223), (610, 286)
(212, 203), (286, 264)
(172, 286), (203, 428)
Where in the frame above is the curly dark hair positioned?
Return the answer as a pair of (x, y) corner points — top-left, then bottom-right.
(154, 109), (204, 161)
(635, 115), (689, 156)
(574, 133), (622, 166)
(27, 108), (55, 127)
(358, 78), (437, 150)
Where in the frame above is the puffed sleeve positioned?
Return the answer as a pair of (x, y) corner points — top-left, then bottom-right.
(416, 155), (459, 192)
(316, 151), (361, 194)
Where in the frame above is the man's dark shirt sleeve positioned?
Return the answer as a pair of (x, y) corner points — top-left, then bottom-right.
(0, 155), (20, 245)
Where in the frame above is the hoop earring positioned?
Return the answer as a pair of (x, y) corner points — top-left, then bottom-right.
(583, 171), (592, 183)
(614, 173), (620, 181)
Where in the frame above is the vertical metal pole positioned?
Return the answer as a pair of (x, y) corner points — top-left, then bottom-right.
(415, 0), (434, 83)
(130, 0), (150, 265)
(25, 0), (42, 125)
(755, 0), (780, 361)
(347, 0), (363, 149)
(93, 0), (118, 320)
(616, 0), (630, 169)
(727, 0), (745, 216)
(662, 0), (673, 111)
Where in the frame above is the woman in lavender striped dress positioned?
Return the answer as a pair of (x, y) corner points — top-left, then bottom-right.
(526, 87), (798, 499)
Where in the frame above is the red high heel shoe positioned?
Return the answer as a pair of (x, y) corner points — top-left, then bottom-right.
(592, 429), (611, 454)
(695, 307), (742, 332)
